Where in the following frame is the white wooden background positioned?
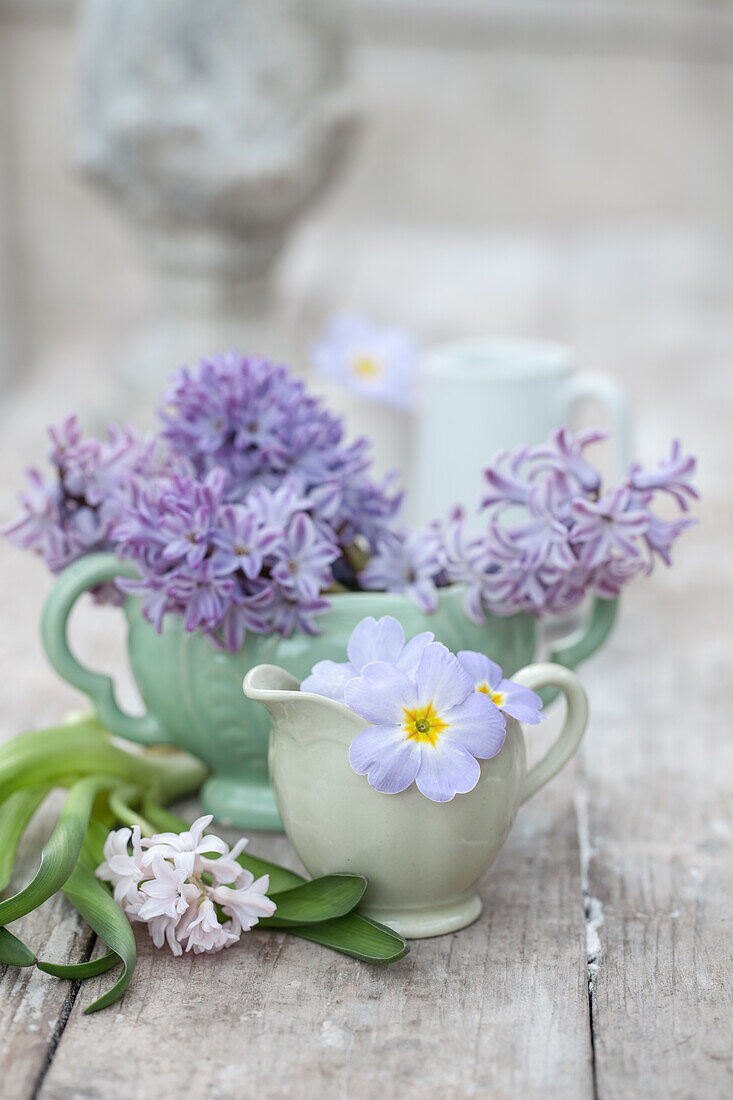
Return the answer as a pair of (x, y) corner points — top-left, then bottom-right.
(0, 4), (731, 1097)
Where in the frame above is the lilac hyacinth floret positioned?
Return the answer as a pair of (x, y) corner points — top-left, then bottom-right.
(430, 426), (698, 621)
(97, 815), (276, 956)
(159, 351), (402, 554)
(114, 466), (341, 650)
(359, 527), (445, 614)
(2, 416), (174, 601)
(312, 314), (418, 411)
(113, 352), (405, 644)
(345, 642), (508, 802)
(302, 614), (434, 702)
(4, 347), (699, 646)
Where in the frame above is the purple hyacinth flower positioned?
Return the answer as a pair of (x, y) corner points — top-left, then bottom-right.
(219, 586), (273, 652)
(301, 615), (434, 702)
(535, 426), (606, 493)
(312, 314), (418, 411)
(359, 529), (443, 613)
(570, 487), (650, 569)
(345, 642), (506, 802)
(210, 504), (283, 579)
(2, 468), (64, 560)
(643, 513), (698, 566)
(246, 481), (310, 530)
(628, 439), (698, 511)
(457, 651), (544, 724)
(165, 562), (237, 634)
(512, 481), (577, 572)
(481, 445), (536, 509)
(267, 590), (333, 637)
(271, 512), (339, 601)
(589, 556), (646, 599)
(439, 512), (496, 625)
(116, 574), (172, 634)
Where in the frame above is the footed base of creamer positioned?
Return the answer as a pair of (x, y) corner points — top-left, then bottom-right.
(359, 894), (482, 939)
(201, 775), (282, 831)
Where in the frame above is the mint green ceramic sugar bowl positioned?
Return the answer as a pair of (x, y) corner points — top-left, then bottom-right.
(41, 551), (617, 830)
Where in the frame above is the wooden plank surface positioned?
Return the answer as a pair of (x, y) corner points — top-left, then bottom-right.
(577, 510), (733, 1091)
(34, 776), (593, 1100)
(0, 805), (94, 1100)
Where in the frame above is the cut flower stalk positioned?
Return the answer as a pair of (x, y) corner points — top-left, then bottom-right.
(0, 715), (407, 1014)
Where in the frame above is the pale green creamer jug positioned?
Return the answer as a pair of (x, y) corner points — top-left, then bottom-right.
(244, 661), (589, 939)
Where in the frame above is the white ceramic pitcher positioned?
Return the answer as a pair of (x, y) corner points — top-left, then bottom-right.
(414, 338), (630, 526)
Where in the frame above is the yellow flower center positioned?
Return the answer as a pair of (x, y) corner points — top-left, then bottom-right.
(350, 353), (383, 381)
(403, 701), (448, 747)
(477, 683), (505, 708)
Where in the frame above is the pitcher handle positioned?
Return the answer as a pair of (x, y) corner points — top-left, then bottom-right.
(41, 552), (167, 746)
(566, 369), (632, 472)
(510, 662), (588, 804)
(548, 596), (618, 671)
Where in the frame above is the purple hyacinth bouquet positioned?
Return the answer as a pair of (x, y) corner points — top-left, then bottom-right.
(4, 352), (698, 653)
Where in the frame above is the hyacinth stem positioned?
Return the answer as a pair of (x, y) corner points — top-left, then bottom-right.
(107, 786), (156, 837)
(341, 540), (370, 578)
(0, 786), (50, 892)
(0, 713), (407, 1013)
(0, 715), (206, 1011)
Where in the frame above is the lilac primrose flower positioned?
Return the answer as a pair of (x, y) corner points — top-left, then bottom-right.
(301, 614), (434, 702)
(312, 314), (418, 411)
(457, 651), (544, 724)
(345, 642), (506, 802)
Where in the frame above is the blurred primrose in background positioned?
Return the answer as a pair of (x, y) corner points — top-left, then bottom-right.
(311, 313), (419, 411)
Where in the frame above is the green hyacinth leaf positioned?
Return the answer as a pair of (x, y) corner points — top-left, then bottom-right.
(0, 775), (114, 927)
(0, 925), (36, 967)
(0, 786), (50, 893)
(82, 816), (113, 871)
(38, 950), (119, 980)
(60, 860), (136, 1014)
(262, 874), (367, 927)
(288, 912), (408, 964)
(237, 853), (304, 895)
(0, 717), (206, 808)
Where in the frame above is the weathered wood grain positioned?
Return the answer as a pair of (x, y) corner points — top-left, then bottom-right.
(35, 772), (592, 1100)
(578, 544), (733, 1100)
(0, 800), (95, 1100)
